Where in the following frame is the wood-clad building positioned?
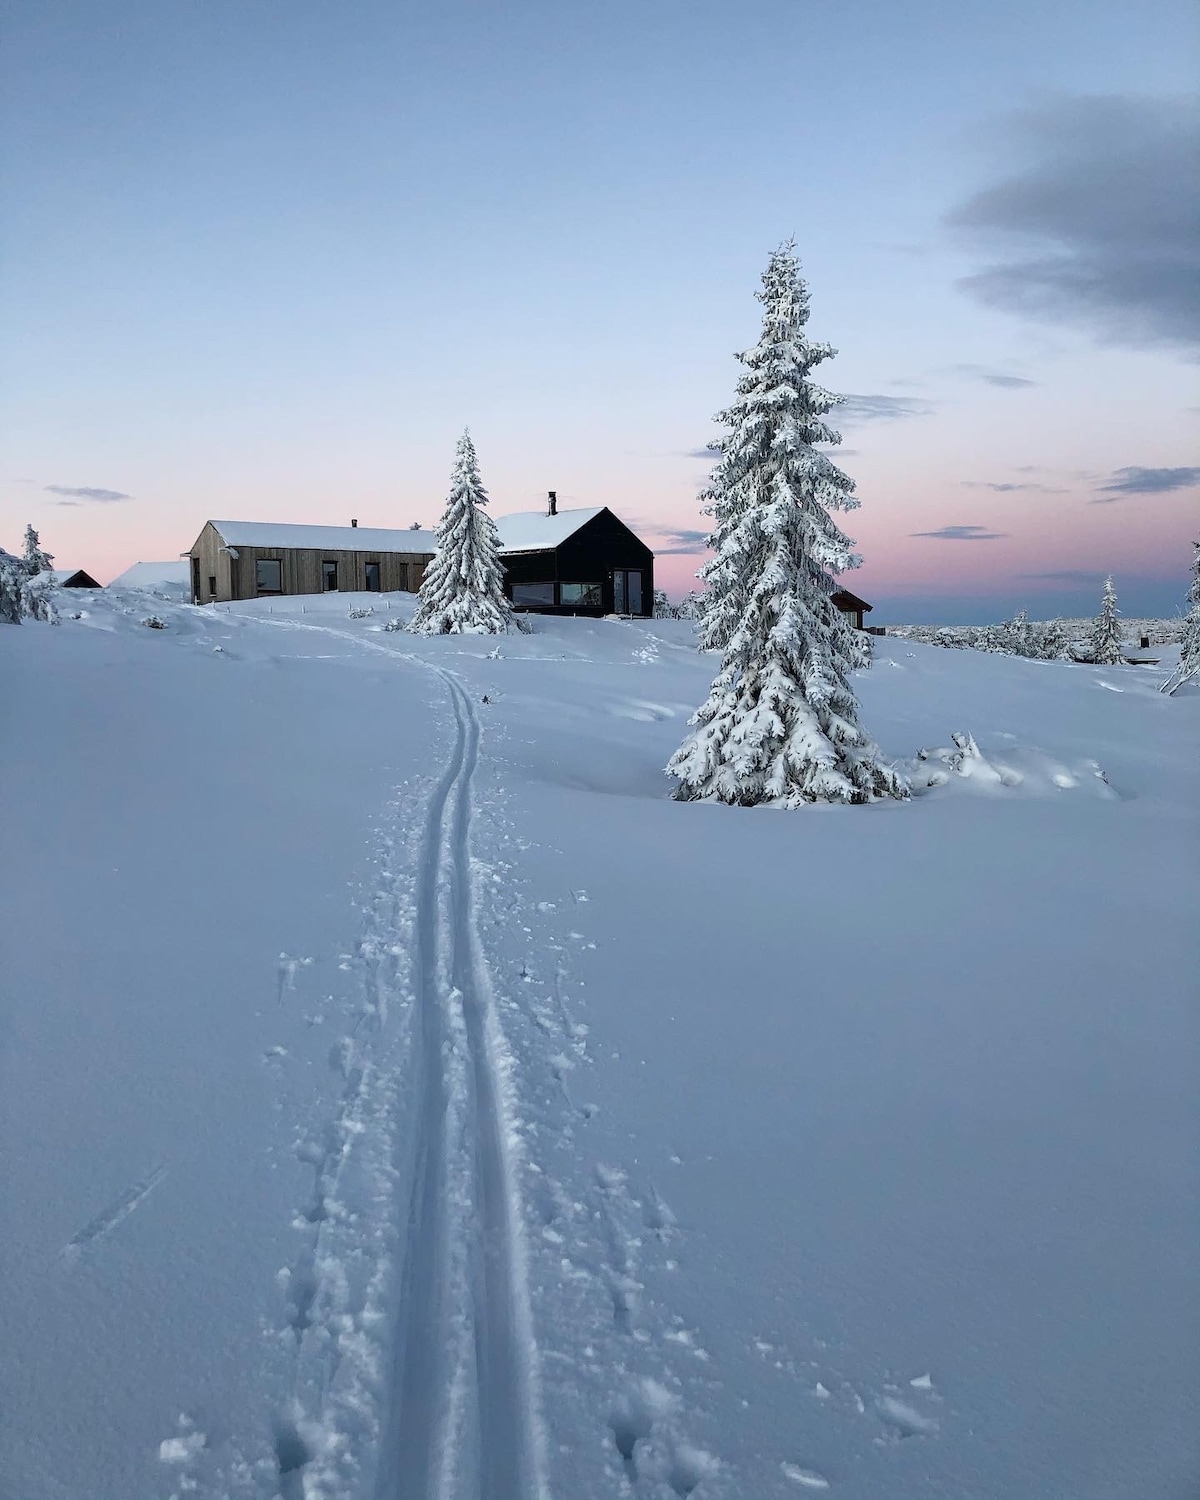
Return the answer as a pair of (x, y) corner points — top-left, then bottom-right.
(188, 521), (437, 604)
(830, 587), (873, 631)
(187, 497), (655, 617)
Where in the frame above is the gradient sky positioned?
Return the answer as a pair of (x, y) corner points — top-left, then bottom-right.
(2, 0), (1196, 621)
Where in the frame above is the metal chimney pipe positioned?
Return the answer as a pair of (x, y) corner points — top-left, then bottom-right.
(351, 518), (358, 527)
(548, 490), (557, 516)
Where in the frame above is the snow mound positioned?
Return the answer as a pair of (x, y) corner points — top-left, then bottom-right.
(908, 731), (1116, 798)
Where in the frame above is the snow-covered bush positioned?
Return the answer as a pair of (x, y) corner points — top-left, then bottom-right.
(142, 615), (168, 629)
(1, 545), (58, 624)
(410, 430), (514, 636)
(667, 243), (906, 807)
(347, 605), (374, 619)
(652, 589), (678, 619)
(1088, 576), (1124, 665)
(675, 590), (705, 622)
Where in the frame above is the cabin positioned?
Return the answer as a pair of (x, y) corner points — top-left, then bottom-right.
(54, 568), (102, 589)
(495, 497), (654, 617)
(187, 495), (655, 617)
(831, 587), (874, 631)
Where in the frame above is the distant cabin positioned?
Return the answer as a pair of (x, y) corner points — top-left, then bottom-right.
(54, 568), (101, 589)
(831, 587), (873, 631)
(187, 494), (656, 617)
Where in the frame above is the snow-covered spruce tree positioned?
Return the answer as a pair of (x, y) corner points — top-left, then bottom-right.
(667, 245), (906, 807)
(1089, 575), (1124, 664)
(22, 524), (54, 576)
(0, 548), (30, 623)
(409, 430), (513, 636)
(1034, 618), (1072, 660)
(1179, 542), (1200, 677)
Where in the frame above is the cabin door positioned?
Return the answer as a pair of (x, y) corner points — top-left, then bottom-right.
(613, 569), (643, 615)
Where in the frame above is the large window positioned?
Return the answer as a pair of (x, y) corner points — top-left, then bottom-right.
(613, 569), (643, 615)
(364, 560), (381, 592)
(322, 560), (339, 592)
(560, 582), (603, 608)
(255, 559), (282, 595)
(512, 582), (555, 606)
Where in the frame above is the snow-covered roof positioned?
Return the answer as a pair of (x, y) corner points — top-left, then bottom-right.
(208, 521), (440, 553)
(108, 561), (190, 591)
(205, 509), (605, 558)
(493, 507), (605, 553)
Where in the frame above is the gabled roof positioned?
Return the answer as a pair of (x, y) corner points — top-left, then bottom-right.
(51, 567), (101, 588)
(203, 509), (607, 558)
(831, 587), (872, 613)
(493, 507), (605, 553)
(108, 561), (190, 592)
(207, 520), (439, 553)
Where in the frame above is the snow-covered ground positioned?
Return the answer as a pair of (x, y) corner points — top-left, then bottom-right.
(2, 586), (1196, 1500)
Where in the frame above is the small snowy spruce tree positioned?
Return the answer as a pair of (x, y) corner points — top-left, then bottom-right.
(667, 244), (906, 807)
(1089, 575), (1124, 664)
(23, 524), (54, 576)
(1179, 542), (1200, 677)
(410, 430), (513, 636)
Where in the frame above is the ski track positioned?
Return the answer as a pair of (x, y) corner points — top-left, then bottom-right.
(376, 669), (545, 1500)
(260, 617), (546, 1499)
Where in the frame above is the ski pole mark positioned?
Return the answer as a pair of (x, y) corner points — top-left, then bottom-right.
(62, 1163), (168, 1263)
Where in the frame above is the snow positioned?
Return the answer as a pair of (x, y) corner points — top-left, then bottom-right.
(205, 510), (604, 561)
(108, 560), (191, 595)
(1, 590), (1196, 1500)
(493, 507), (604, 553)
(208, 520), (441, 554)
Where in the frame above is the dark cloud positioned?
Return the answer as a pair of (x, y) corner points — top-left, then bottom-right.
(1092, 465), (1200, 499)
(836, 393), (937, 423)
(948, 95), (1200, 353)
(911, 524), (1007, 541)
(45, 484), (132, 503)
(653, 526), (711, 555)
(961, 480), (1067, 493)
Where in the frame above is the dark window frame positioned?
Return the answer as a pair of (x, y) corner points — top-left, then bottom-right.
(255, 558), (283, 595)
(364, 560), (381, 592)
(613, 569), (644, 615)
(511, 581), (556, 607)
(559, 581), (603, 608)
(322, 559), (339, 592)
(208, 575), (217, 597)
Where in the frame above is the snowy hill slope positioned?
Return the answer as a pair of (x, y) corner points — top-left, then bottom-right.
(1, 591), (1196, 1500)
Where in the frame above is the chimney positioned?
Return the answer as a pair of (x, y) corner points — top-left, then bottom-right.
(547, 490), (557, 517)
(350, 518), (358, 528)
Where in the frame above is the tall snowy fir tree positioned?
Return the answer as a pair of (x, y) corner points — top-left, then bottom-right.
(1089, 576), (1124, 664)
(409, 430), (514, 636)
(1179, 542), (1200, 677)
(668, 244), (906, 807)
(22, 524), (54, 576)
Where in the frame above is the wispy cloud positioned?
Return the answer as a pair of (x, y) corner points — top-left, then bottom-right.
(1019, 569), (1108, 583)
(961, 480), (1067, 493)
(911, 524), (1007, 541)
(652, 526), (711, 555)
(685, 447), (719, 460)
(836, 393), (937, 423)
(1092, 465), (1200, 499)
(45, 484), (132, 504)
(951, 363), (1040, 389)
(948, 94), (1200, 353)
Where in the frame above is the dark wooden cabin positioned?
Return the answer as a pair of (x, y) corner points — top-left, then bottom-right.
(497, 496), (654, 617)
(57, 569), (101, 588)
(831, 587), (873, 630)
